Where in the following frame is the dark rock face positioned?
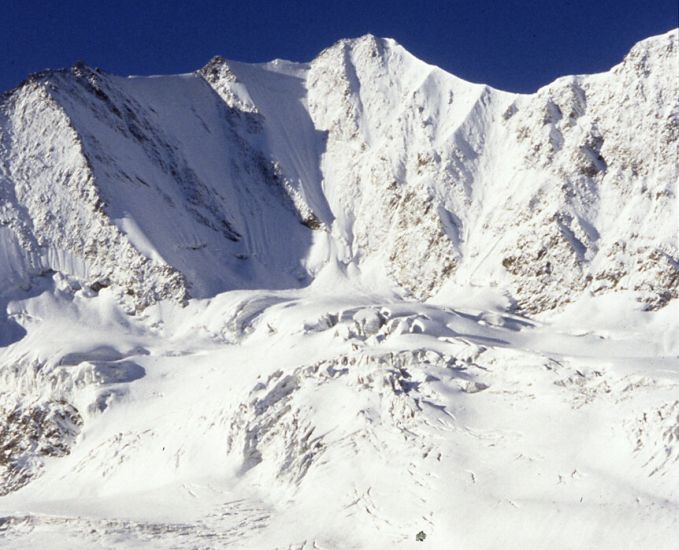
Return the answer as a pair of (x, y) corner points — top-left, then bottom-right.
(0, 398), (82, 495)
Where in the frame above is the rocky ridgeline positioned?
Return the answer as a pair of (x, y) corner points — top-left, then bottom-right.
(0, 30), (676, 314)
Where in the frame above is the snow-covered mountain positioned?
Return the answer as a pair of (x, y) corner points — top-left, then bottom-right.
(0, 30), (677, 549)
(2, 29), (676, 313)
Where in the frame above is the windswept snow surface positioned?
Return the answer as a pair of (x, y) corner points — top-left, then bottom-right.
(0, 30), (678, 549)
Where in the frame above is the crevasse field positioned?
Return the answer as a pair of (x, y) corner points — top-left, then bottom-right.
(0, 29), (677, 549)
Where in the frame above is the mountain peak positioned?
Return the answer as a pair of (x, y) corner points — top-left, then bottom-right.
(316, 33), (402, 63)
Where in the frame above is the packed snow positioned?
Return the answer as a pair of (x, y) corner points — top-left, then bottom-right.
(0, 29), (677, 549)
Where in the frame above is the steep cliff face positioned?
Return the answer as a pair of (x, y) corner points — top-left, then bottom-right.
(492, 30), (679, 311)
(0, 65), (313, 312)
(291, 31), (677, 312)
(0, 31), (676, 315)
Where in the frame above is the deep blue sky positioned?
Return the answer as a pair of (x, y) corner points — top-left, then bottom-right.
(1, 1), (676, 94)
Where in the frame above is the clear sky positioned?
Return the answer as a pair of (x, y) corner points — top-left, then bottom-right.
(1, 0), (677, 94)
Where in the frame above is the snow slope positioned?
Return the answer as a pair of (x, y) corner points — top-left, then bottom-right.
(0, 29), (677, 549)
